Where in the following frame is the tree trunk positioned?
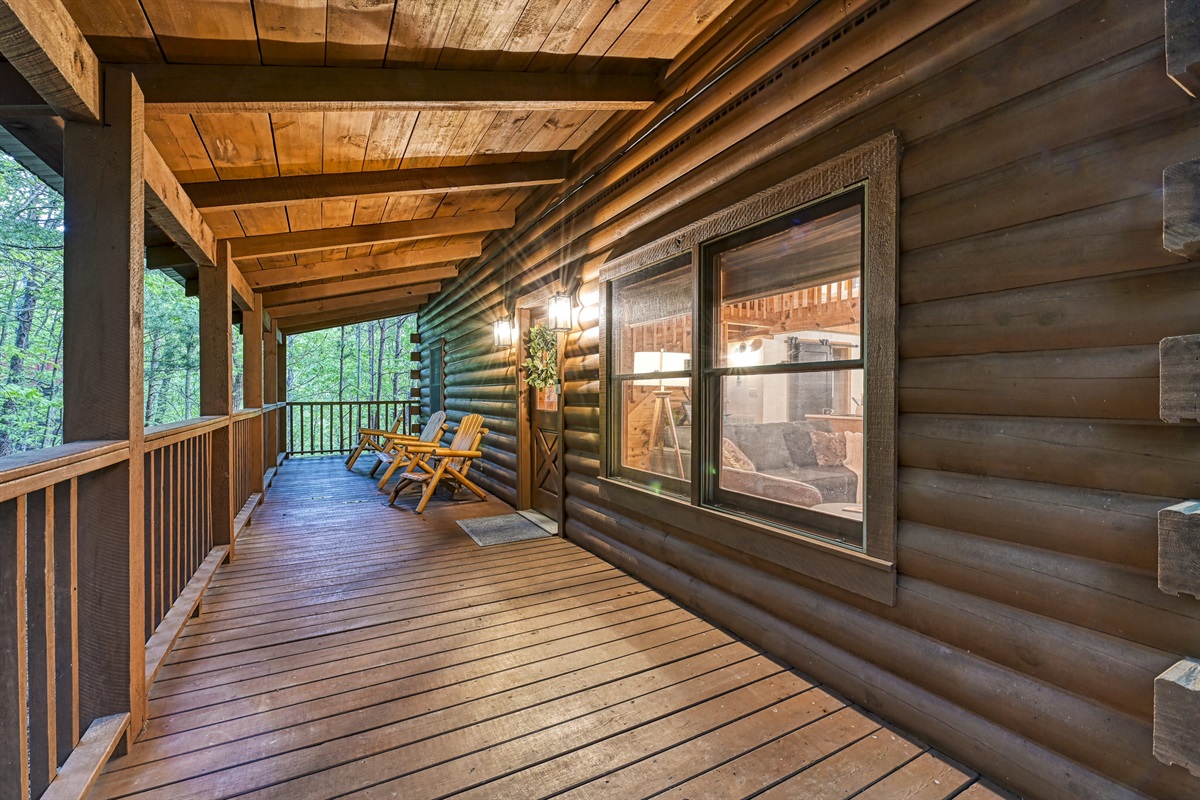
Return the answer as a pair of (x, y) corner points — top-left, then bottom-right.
(0, 276), (39, 455)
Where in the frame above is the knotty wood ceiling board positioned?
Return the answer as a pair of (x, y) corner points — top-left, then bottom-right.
(63, 0), (732, 69)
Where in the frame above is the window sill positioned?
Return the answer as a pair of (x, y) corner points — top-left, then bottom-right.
(596, 476), (896, 606)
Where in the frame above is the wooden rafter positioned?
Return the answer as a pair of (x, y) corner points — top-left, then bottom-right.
(120, 64), (659, 113)
(261, 266), (457, 307)
(230, 211), (515, 260)
(276, 302), (426, 335)
(184, 160), (569, 212)
(244, 243), (479, 289)
(266, 283), (439, 317)
(0, 0), (101, 122)
(143, 133), (217, 267)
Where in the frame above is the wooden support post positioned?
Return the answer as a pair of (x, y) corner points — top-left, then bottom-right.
(242, 293), (264, 496)
(1160, 335), (1200, 423)
(277, 333), (288, 462)
(62, 68), (146, 745)
(1166, 0), (1200, 97)
(199, 242), (234, 548)
(1164, 159), (1200, 258)
(263, 319), (279, 472)
(1154, 658), (1200, 777)
(1159, 500), (1200, 599)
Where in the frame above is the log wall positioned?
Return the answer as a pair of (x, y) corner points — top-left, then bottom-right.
(417, 1), (1200, 797)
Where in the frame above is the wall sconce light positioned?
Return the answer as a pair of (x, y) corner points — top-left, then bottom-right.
(493, 316), (517, 349)
(547, 291), (573, 332)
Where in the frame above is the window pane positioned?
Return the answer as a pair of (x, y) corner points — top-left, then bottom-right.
(718, 369), (864, 542)
(611, 255), (692, 376)
(716, 203), (862, 369)
(614, 377), (691, 495)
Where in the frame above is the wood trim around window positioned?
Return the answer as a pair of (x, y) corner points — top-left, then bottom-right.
(598, 131), (900, 604)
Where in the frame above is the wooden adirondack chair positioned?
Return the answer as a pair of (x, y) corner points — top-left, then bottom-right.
(371, 410), (448, 489)
(387, 413), (489, 514)
(345, 408), (411, 470)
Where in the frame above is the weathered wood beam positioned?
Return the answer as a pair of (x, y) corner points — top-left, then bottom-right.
(185, 160), (569, 212)
(1160, 334), (1200, 423)
(199, 242), (234, 548)
(143, 134), (217, 267)
(279, 303), (424, 335)
(1164, 158), (1200, 258)
(1166, 0), (1200, 97)
(119, 64), (657, 113)
(262, 267), (456, 307)
(267, 282), (438, 318)
(230, 211), (514, 260)
(244, 243), (479, 289)
(1154, 658), (1200, 777)
(0, 61), (56, 116)
(242, 293), (264, 496)
(275, 295), (428, 325)
(0, 0), (102, 122)
(1158, 500), (1200, 599)
(61, 65), (145, 748)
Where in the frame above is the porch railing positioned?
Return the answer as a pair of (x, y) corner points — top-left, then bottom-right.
(287, 400), (418, 457)
(0, 440), (132, 800)
(143, 417), (223, 642)
(231, 409), (262, 514)
(1, 398), (419, 797)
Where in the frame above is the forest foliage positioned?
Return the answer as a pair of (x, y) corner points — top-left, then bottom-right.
(0, 155), (416, 456)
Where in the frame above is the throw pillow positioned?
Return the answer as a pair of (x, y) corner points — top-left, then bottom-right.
(809, 430), (847, 467)
(722, 438), (756, 471)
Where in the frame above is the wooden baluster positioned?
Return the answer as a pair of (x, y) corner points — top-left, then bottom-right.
(0, 495), (30, 800)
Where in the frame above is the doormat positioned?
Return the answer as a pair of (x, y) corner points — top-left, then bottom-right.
(457, 514), (552, 547)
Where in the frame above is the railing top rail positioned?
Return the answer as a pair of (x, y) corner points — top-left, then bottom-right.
(232, 407), (264, 422)
(144, 416), (227, 451)
(263, 402), (287, 412)
(288, 400), (415, 406)
(0, 440), (130, 503)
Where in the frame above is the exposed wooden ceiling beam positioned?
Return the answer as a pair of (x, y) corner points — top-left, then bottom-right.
(0, 0), (101, 122)
(268, 283), (438, 318)
(185, 160), (569, 212)
(120, 64), (659, 114)
(261, 266), (456, 307)
(244, 243), (479, 289)
(280, 303), (424, 336)
(230, 210), (515, 261)
(143, 133), (217, 267)
(0, 62), (57, 116)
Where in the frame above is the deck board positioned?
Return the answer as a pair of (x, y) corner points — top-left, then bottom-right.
(95, 456), (1000, 799)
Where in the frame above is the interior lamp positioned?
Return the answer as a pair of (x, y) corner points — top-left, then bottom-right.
(547, 292), (573, 332)
(493, 316), (516, 349)
(632, 350), (690, 389)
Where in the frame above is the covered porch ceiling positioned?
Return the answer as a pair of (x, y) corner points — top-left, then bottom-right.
(0, 0), (748, 335)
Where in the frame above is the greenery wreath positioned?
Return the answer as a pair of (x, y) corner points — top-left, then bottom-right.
(522, 323), (558, 390)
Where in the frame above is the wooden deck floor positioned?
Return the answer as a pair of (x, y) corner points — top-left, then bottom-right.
(95, 456), (1012, 800)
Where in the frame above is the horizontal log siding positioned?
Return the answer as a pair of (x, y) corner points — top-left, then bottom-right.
(418, 2), (1200, 797)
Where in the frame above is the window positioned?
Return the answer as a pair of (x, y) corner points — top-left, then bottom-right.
(599, 134), (898, 602)
(434, 338), (448, 417)
(607, 253), (693, 496)
(702, 189), (865, 547)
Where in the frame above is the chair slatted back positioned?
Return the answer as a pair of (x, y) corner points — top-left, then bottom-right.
(446, 414), (485, 471)
(418, 410), (447, 443)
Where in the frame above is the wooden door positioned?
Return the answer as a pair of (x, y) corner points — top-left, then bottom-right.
(518, 308), (562, 520)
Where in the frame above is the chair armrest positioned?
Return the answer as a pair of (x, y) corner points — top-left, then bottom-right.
(432, 449), (483, 459)
(356, 427), (394, 437)
(382, 433), (422, 442)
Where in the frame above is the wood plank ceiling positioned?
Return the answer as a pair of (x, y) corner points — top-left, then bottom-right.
(52, 0), (737, 327)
